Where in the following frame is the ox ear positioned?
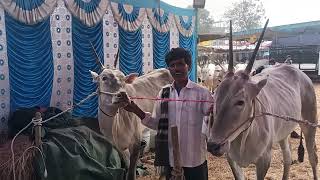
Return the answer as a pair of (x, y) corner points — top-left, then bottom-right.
(247, 78), (267, 98)
(90, 70), (99, 82)
(124, 73), (139, 84)
(257, 78), (267, 90)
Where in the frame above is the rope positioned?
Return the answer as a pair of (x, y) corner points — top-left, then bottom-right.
(254, 97), (320, 128)
(42, 91), (97, 123)
(101, 90), (320, 127)
(99, 90), (215, 103)
(130, 96), (214, 103)
(257, 112), (320, 128)
(32, 117), (42, 127)
(11, 91), (98, 180)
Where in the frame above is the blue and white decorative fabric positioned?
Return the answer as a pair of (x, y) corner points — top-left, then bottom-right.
(146, 8), (172, 33)
(103, 5), (119, 69)
(50, 0), (74, 111)
(6, 12), (54, 115)
(0, 0), (57, 25)
(175, 15), (196, 81)
(141, 16), (153, 74)
(147, 8), (171, 69)
(0, 0), (196, 132)
(170, 19), (179, 49)
(65, 0), (109, 27)
(111, 2), (144, 75)
(175, 15), (195, 37)
(0, 6), (9, 131)
(110, 2), (145, 32)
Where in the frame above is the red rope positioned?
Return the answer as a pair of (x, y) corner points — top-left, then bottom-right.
(129, 96), (214, 103)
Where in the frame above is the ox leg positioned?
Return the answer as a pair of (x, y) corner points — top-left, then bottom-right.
(279, 137), (291, 180)
(226, 154), (245, 180)
(256, 150), (271, 180)
(127, 143), (141, 180)
(301, 125), (318, 180)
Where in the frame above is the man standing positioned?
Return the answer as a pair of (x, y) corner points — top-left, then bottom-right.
(284, 55), (293, 64)
(121, 48), (213, 180)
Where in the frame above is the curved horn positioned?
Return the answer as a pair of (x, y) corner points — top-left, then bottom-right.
(113, 48), (119, 69)
(218, 63), (226, 72)
(89, 41), (105, 70)
(244, 19), (269, 74)
(228, 20), (233, 73)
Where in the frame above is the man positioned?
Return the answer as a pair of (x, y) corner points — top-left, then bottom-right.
(284, 55), (293, 64)
(252, 58), (276, 75)
(120, 48), (213, 180)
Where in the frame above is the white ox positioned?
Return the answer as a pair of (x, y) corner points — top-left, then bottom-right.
(199, 63), (246, 91)
(90, 68), (173, 180)
(206, 20), (318, 180)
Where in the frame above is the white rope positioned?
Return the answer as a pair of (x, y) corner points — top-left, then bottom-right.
(42, 91), (97, 123)
(22, 146), (47, 178)
(11, 91), (98, 180)
(32, 117), (42, 127)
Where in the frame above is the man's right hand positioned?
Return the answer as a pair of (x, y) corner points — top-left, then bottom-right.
(123, 101), (146, 120)
(123, 100), (137, 112)
(115, 92), (146, 119)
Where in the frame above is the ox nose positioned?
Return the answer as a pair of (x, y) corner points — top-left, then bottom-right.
(207, 142), (221, 152)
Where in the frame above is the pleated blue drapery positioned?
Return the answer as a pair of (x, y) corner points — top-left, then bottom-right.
(151, 9), (170, 69)
(14, 0), (46, 10)
(117, 4), (143, 75)
(74, 0), (101, 13)
(6, 12), (54, 111)
(179, 33), (196, 81)
(178, 16), (196, 81)
(72, 16), (104, 117)
(0, 0), (196, 124)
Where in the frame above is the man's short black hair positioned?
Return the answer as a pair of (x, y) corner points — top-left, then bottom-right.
(165, 48), (192, 67)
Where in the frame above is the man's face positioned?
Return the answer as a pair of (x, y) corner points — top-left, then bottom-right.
(168, 58), (189, 81)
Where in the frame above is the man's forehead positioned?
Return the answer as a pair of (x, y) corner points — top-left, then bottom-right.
(169, 58), (185, 64)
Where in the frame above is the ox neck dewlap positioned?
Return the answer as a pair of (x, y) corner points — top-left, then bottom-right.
(154, 87), (170, 167)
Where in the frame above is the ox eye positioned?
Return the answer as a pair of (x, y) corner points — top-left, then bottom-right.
(102, 76), (107, 81)
(235, 100), (244, 106)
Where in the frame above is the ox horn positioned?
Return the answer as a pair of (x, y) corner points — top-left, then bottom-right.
(244, 19), (269, 74)
(228, 20), (233, 73)
(113, 48), (119, 69)
(89, 41), (105, 70)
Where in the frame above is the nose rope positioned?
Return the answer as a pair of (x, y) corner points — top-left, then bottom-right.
(98, 89), (119, 117)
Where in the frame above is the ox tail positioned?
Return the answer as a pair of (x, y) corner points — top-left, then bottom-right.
(298, 130), (305, 163)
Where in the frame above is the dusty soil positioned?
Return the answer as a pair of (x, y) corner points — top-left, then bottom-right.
(137, 83), (320, 180)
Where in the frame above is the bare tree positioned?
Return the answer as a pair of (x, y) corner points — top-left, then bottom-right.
(187, 6), (215, 34)
(223, 0), (266, 31)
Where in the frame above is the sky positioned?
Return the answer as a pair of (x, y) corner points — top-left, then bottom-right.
(162, 0), (320, 27)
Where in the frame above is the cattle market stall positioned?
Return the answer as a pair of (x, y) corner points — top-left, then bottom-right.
(0, 0), (197, 179)
(0, 0), (197, 133)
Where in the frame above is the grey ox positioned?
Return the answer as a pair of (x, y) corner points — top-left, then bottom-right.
(90, 66), (173, 180)
(206, 20), (318, 180)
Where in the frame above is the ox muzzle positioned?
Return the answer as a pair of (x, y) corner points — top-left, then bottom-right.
(207, 141), (230, 157)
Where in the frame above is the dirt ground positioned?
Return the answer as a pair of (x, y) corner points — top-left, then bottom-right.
(137, 83), (320, 180)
